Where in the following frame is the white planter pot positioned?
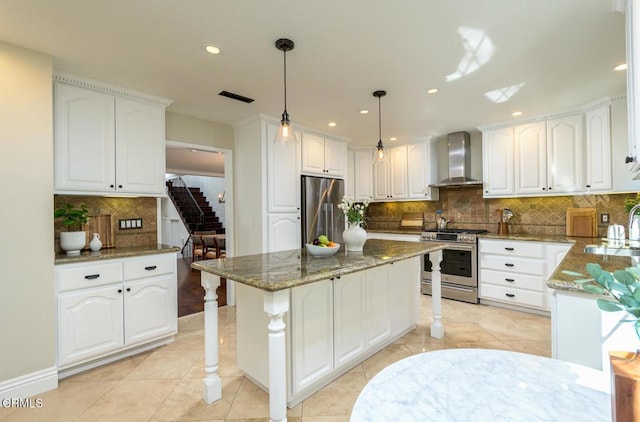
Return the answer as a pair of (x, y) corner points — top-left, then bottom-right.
(342, 224), (367, 252)
(60, 231), (86, 255)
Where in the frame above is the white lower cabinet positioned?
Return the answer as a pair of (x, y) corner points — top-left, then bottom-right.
(267, 213), (301, 252)
(236, 256), (420, 407)
(56, 253), (177, 372)
(479, 239), (570, 312)
(291, 279), (334, 395)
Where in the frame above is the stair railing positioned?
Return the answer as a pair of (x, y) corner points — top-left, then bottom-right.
(166, 176), (205, 235)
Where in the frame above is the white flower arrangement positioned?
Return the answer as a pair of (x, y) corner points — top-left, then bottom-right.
(337, 196), (370, 226)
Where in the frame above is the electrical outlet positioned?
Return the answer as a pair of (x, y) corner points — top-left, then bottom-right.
(601, 213), (610, 224)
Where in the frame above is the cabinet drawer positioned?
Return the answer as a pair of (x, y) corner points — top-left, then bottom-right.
(123, 254), (174, 280)
(480, 254), (544, 276)
(479, 239), (544, 258)
(480, 269), (545, 292)
(57, 262), (123, 292)
(480, 283), (545, 308)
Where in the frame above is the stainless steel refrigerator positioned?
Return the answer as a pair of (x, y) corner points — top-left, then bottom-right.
(301, 176), (345, 246)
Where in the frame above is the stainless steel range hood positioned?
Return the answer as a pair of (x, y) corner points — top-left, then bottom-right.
(430, 131), (483, 188)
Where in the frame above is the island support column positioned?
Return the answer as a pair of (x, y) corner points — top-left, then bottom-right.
(429, 249), (444, 339)
(201, 272), (222, 403)
(263, 289), (290, 422)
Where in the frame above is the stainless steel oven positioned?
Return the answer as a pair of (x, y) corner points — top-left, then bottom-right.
(420, 229), (486, 304)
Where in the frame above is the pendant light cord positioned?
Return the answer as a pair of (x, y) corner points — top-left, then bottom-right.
(378, 95), (382, 142)
(283, 50), (288, 112)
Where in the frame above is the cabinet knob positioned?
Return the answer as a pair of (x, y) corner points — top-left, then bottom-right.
(586, 185), (591, 188)
(485, 190), (488, 193)
(542, 187), (546, 191)
(118, 185), (123, 189)
(626, 156), (635, 163)
(505, 263), (515, 267)
(126, 287), (131, 292)
(297, 216), (300, 220)
(505, 278), (515, 283)
(110, 184), (115, 188)
(505, 247), (514, 251)
(548, 187), (552, 190)
(505, 293), (515, 298)
(118, 289), (122, 293)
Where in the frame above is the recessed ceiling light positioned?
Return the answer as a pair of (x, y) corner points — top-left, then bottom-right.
(427, 88), (439, 94)
(359, 109), (369, 114)
(389, 137), (397, 141)
(328, 122), (337, 127)
(205, 44), (221, 54)
(613, 63), (627, 71)
(512, 111), (523, 117)
(190, 149), (198, 153)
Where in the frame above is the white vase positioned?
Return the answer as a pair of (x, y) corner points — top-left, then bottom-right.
(89, 232), (102, 251)
(343, 223), (367, 252)
(60, 231), (86, 255)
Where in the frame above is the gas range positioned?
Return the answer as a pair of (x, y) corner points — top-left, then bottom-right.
(420, 228), (488, 244)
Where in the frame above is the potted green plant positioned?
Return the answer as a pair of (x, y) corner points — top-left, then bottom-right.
(54, 203), (89, 255)
(568, 263), (640, 420)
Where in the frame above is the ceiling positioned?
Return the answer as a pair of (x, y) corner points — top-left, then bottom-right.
(0, 0), (627, 153)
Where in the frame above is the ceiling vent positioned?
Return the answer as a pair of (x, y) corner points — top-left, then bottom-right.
(218, 90), (255, 103)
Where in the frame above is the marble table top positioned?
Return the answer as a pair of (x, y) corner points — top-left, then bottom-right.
(192, 239), (440, 292)
(350, 349), (611, 422)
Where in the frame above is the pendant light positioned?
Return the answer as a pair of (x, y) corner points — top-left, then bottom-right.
(274, 38), (297, 144)
(373, 90), (386, 160)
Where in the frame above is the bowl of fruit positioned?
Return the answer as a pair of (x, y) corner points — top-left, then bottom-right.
(306, 235), (340, 257)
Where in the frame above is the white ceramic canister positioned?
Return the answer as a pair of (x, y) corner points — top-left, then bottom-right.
(89, 232), (102, 251)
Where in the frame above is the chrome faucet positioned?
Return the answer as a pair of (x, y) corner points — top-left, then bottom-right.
(628, 203), (640, 241)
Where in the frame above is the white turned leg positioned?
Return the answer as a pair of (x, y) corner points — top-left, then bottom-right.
(201, 272), (222, 403)
(263, 290), (290, 422)
(429, 249), (444, 339)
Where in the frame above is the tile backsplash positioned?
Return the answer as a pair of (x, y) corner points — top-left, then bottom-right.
(366, 187), (637, 237)
(54, 195), (157, 252)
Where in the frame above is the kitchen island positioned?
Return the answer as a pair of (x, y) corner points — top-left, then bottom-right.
(192, 239), (444, 422)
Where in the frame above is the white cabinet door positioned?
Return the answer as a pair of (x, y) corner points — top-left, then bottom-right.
(346, 150), (355, 199)
(365, 265), (391, 347)
(333, 272), (367, 369)
(124, 275), (177, 346)
(354, 150), (374, 201)
(546, 115), (584, 193)
(585, 106), (612, 192)
(373, 159), (391, 200)
(58, 284), (124, 366)
(324, 137), (346, 177)
(115, 97), (166, 195)
(291, 279), (334, 395)
(267, 213), (301, 252)
(407, 143), (436, 199)
(301, 132), (326, 175)
(482, 128), (514, 196)
(267, 122), (301, 212)
(388, 258), (420, 337)
(514, 122), (547, 195)
(389, 146), (408, 199)
(54, 82), (116, 193)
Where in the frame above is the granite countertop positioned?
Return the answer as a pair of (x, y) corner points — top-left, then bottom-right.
(55, 244), (180, 265)
(192, 239), (440, 292)
(479, 233), (634, 294)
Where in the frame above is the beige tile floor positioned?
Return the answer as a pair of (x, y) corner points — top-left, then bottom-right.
(0, 296), (550, 422)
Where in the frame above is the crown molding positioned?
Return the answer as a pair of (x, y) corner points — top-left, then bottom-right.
(53, 72), (174, 107)
(477, 94), (626, 132)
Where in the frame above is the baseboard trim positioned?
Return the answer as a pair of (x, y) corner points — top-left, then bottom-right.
(0, 367), (58, 400)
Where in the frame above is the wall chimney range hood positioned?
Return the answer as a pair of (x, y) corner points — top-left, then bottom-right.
(430, 131), (483, 188)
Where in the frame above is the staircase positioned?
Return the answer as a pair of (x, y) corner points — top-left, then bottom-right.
(166, 178), (225, 234)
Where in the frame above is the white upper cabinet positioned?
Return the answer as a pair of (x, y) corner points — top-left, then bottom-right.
(301, 132), (347, 177)
(373, 159), (391, 200)
(514, 122), (547, 194)
(54, 75), (172, 196)
(585, 105), (612, 192)
(388, 146), (408, 199)
(546, 115), (583, 193)
(353, 150), (374, 201)
(482, 127), (514, 197)
(115, 97), (166, 195)
(407, 141), (439, 200)
(54, 83), (116, 193)
(267, 122), (301, 213)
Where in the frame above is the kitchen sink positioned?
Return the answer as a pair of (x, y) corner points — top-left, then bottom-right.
(584, 244), (640, 257)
